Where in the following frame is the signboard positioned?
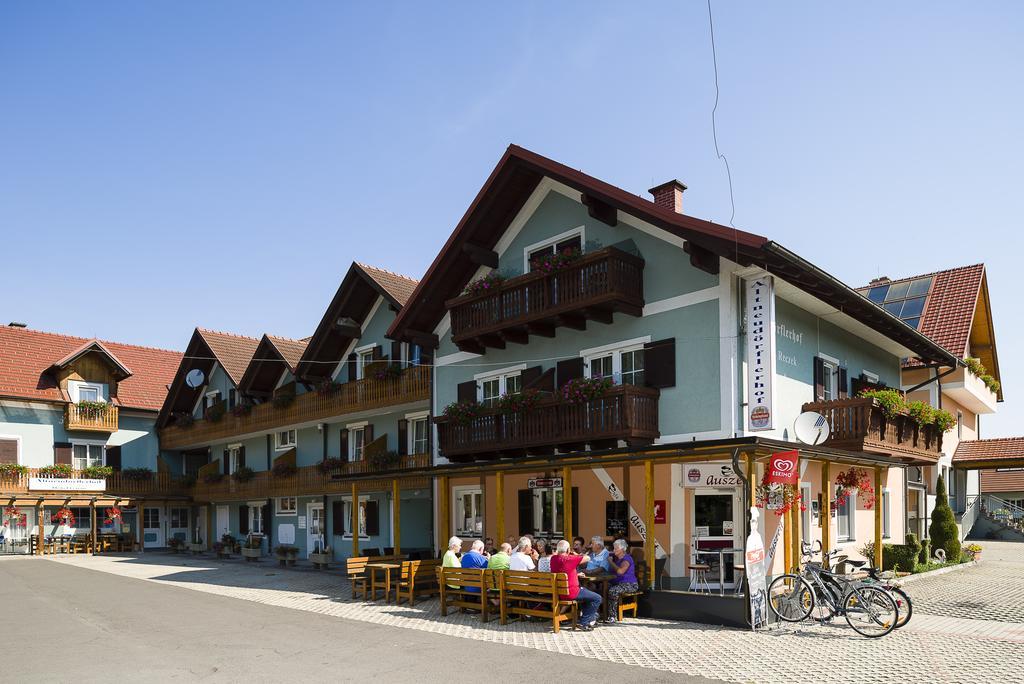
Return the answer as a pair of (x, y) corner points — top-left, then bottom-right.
(723, 520), (734, 536)
(605, 500), (629, 538)
(766, 450), (800, 485)
(695, 525), (710, 537)
(681, 463), (741, 488)
(745, 507), (768, 629)
(297, 516), (307, 530)
(745, 275), (776, 431)
(654, 500), (666, 525)
(278, 523), (296, 544)
(528, 477), (562, 489)
(592, 468), (666, 558)
(29, 478), (104, 492)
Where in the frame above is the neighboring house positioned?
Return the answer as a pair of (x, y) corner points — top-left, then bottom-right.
(0, 323), (181, 551)
(859, 265), (1003, 540)
(388, 144), (958, 585)
(156, 263), (432, 559)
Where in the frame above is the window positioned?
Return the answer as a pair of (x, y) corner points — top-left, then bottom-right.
(169, 507), (189, 529)
(355, 345), (377, 380)
(582, 337), (650, 385)
(72, 443), (104, 470)
(820, 358), (840, 401)
(866, 277), (932, 329)
(275, 429), (296, 450)
(800, 483), (812, 540)
(228, 389), (237, 410)
(228, 445), (242, 474)
(475, 368), (523, 407)
(837, 495), (855, 542)
(341, 498), (371, 539)
(78, 385), (100, 402)
(882, 490), (891, 539)
(454, 487), (483, 536)
(907, 466), (923, 483)
(526, 231), (583, 272)
(205, 391), (221, 409)
(534, 487), (564, 536)
(276, 497), (297, 516)
(620, 348), (645, 386)
(249, 506), (264, 535)
(411, 417), (429, 454)
(349, 426), (365, 461)
(70, 381), (104, 403)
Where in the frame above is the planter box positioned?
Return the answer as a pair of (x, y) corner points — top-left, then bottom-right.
(310, 552), (331, 570)
(241, 547), (261, 561)
(188, 543), (204, 554)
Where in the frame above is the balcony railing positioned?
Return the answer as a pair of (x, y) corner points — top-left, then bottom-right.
(160, 365), (431, 449)
(0, 468), (192, 497)
(65, 404), (119, 432)
(435, 385), (660, 461)
(446, 247), (644, 351)
(191, 453), (431, 502)
(801, 397), (943, 463)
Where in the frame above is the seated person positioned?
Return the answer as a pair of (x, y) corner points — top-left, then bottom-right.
(585, 536), (611, 573)
(549, 540), (600, 630)
(572, 536), (587, 555)
(605, 539), (639, 622)
(460, 539), (490, 592)
(488, 542), (513, 570)
(509, 536), (536, 570)
(442, 536), (462, 588)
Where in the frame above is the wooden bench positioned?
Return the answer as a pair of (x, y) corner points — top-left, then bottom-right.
(500, 571), (578, 634)
(392, 559), (442, 606)
(346, 555), (401, 600)
(437, 567), (497, 621)
(616, 560), (647, 621)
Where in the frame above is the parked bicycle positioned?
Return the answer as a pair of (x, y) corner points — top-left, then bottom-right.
(767, 541), (898, 637)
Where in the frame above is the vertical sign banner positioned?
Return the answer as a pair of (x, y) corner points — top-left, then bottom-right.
(766, 450), (800, 485)
(745, 275), (776, 431)
(745, 507), (768, 629)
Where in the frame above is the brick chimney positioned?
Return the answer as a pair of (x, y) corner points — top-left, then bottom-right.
(648, 179), (687, 214)
(868, 277), (891, 286)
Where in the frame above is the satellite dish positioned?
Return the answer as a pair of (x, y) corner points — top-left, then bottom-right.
(185, 368), (206, 389)
(794, 411), (830, 446)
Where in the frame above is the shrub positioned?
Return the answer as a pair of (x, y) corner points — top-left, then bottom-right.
(918, 537), (930, 565)
(81, 465), (113, 479)
(929, 474), (961, 563)
(120, 467), (154, 481)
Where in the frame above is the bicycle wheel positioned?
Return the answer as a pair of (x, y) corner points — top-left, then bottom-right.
(888, 586), (913, 628)
(844, 585), (897, 637)
(767, 574), (814, 623)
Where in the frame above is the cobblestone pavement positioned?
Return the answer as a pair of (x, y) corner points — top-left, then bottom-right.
(20, 546), (1022, 684)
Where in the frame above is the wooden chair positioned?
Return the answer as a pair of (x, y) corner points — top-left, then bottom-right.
(392, 559), (442, 606)
(346, 556), (372, 599)
(69, 534), (90, 554)
(689, 538), (711, 593)
(499, 571), (578, 634)
(437, 567), (493, 621)
(616, 561), (647, 621)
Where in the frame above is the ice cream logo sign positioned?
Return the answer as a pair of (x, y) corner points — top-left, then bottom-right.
(745, 275), (776, 431)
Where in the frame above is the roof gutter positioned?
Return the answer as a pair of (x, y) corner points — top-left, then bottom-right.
(761, 242), (959, 367)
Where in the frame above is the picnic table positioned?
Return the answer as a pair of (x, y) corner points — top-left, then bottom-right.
(366, 561), (403, 603)
(580, 571), (616, 620)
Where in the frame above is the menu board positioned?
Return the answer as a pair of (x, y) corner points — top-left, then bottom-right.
(606, 501), (629, 538)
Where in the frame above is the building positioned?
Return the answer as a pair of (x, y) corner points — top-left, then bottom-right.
(0, 324), (182, 551)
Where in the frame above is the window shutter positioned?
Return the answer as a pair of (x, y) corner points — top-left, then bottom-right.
(0, 439), (17, 465)
(571, 487), (579, 540)
(105, 446), (122, 471)
(332, 501), (345, 534)
(347, 353), (357, 382)
(340, 429), (349, 461)
(238, 446), (246, 469)
(397, 419), (408, 456)
(520, 366), (542, 389)
(54, 442), (72, 466)
(644, 338), (676, 389)
(838, 367), (849, 399)
(372, 345), (384, 361)
(457, 380), (477, 403)
(419, 348), (433, 367)
(813, 357), (825, 402)
(223, 449), (230, 475)
(239, 506), (249, 536)
(556, 357), (584, 388)
(228, 389), (236, 410)
(525, 367), (555, 392)
(262, 504), (271, 543)
(365, 500), (379, 536)
(391, 341), (402, 366)
(365, 424), (374, 443)
(517, 490), (533, 536)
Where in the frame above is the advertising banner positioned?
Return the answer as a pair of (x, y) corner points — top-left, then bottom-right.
(745, 275), (776, 431)
(745, 507), (768, 629)
(680, 463), (742, 488)
(29, 478), (105, 492)
(766, 450), (800, 486)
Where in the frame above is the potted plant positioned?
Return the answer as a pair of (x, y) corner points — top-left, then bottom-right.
(462, 271), (505, 297)
(496, 388), (543, 414)
(76, 399), (109, 420)
(272, 461), (297, 478)
(39, 464), (74, 478)
(0, 463), (29, 478)
(216, 534), (235, 558)
(754, 476), (804, 517)
(561, 376), (613, 405)
(120, 467), (153, 481)
(51, 506), (76, 528)
(202, 471), (225, 484)
(318, 457), (345, 474)
(231, 402), (253, 418)
(317, 378), (342, 396)
(273, 545), (299, 567)
(441, 400), (483, 426)
(309, 539), (332, 570)
(241, 536), (262, 561)
(272, 392), (295, 409)
(231, 466), (255, 483)
(168, 538), (184, 554)
(835, 467), (876, 509)
(373, 363), (404, 382)
(82, 465), (113, 479)
(369, 449), (402, 470)
(188, 532), (204, 554)
(206, 402), (227, 423)
(175, 412), (195, 428)
(963, 543), (983, 561)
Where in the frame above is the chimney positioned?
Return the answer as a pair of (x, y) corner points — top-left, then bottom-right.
(868, 277), (891, 287)
(648, 179), (687, 214)
(7, 322), (26, 328)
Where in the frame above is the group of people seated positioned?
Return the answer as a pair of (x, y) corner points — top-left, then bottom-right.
(442, 533), (639, 631)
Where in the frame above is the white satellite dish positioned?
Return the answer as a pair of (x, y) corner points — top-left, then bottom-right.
(794, 411), (830, 446)
(185, 368), (206, 389)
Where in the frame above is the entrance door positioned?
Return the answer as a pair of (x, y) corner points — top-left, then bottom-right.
(692, 489), (740, 589)
(307, 503), (325, 557)
(196, 507), (208, 547)
(215, 505), (229, 540)
(908, 487), (925, 540)
(143, 507), (164, 548)
(167, 507), (190, 545)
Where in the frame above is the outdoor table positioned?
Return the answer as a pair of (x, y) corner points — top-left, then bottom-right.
(696, 547), (745, 595)
(366, 561), (402, 603)
(581, 572), (616, 620)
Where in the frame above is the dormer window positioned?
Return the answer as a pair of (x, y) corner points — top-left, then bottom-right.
(69, 380), (105, 404)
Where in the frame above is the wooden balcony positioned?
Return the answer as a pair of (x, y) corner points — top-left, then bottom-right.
(65, 403), (119, 432)
(801, 397), (943, 463)
(435, 385), (660, 462)
(191, 453), (431, 502)
(160, 365), (431, 450)
(446, 247), (645, 352)
(0, 468), (192, 498)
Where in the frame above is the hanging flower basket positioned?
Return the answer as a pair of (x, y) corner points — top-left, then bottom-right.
(105, 506), (123, 527)
(561, 376), (613, 405)
(754, 476), (804, 517)
(531, 247), (582, 274)
(835, 467), (876, 509)
(442, 400), (483, 426)
(51, 507), (76, 527)
(4, 505), (25, 525)
(76, 400), (109, 420)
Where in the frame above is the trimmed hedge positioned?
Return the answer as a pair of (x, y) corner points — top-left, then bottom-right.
(929, 475), (961, 563)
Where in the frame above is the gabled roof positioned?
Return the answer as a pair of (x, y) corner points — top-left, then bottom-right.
(266, 335), (308, 371)
(238, 334), (309, 395)
(953, 437), (1024, 468)
(386, 144), (957, 367)
(196, 328), (261, 386)
(0, 325), (182, 411)
(295, 262), (419, 381)
(49, 338), (133, 378)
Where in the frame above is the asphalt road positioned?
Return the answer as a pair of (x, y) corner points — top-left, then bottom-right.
(0, 558), (710, 683)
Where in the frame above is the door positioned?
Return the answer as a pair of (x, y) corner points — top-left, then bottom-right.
(196, 507), (208, 547)
(307, 503), (325, 557)
(692, 489), (740, 588)
(168, 507), (190, 545)
(142, 507), (164, 549)
(215, 505), (229, 540)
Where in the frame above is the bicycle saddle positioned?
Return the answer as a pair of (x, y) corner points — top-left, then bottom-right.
(845, 559), (866, 568)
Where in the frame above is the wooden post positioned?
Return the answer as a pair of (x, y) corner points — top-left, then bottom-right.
(562, 465), (573, 542)
(746, 454), (756, 509)
(438, 475), (450, 551)
(495, 471), (505, 545)
(790, 491), (801, 570)
(821, 462), (831, 567)
(644, 459), (655, 590)
(392, 479), (401, 556)
(874, 466), (883, 568)
(782, 501), (792, 573)
(351, 482), (359, 557)
(37, 503), (44, 556)
(137, 505), (144, 552)
(207, 504), (214, 550)
(90, 501), (97, 555)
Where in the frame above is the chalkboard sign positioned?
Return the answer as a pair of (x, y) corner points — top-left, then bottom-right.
(606, 500), (629, 537)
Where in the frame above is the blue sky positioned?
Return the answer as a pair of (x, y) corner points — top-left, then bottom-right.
(2, 2), (1021, 436)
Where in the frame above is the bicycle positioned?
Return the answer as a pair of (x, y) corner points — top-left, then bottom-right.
(860, 565), (912, 629)
(767, 541), (898, 638)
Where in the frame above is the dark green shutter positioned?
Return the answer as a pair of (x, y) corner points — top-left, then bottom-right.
(644, 338), (676, 388)
(517, 490), (533, 536)
(457, 381), (476, 403)
(556, 357), (584, 388)
(239, 505), (249, 535)
(838, 367), (849, 398)
(105, 446), (122, 471)
(332, 501), (345, 534)
(813, 357), (825, 401)
(365, 500), (379, 536)
(397, 419), (408, 456)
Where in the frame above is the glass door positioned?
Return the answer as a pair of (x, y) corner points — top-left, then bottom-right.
(692, 490), (739, 587)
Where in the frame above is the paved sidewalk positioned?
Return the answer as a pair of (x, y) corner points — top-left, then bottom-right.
(23, 550), (1024, 683)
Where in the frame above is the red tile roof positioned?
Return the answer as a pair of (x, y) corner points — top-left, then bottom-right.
(0, 326), (182, 411)
(356, 263), (419, 307)
(195, 329), (261, 386)
(265, 335), (309, 373)
(954, 437), (1024, 466)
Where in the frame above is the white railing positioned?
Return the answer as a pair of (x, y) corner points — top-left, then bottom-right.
(959, 494), (980, 541)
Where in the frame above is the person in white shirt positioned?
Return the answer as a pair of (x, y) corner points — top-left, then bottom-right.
(509, 536), (536, 570)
